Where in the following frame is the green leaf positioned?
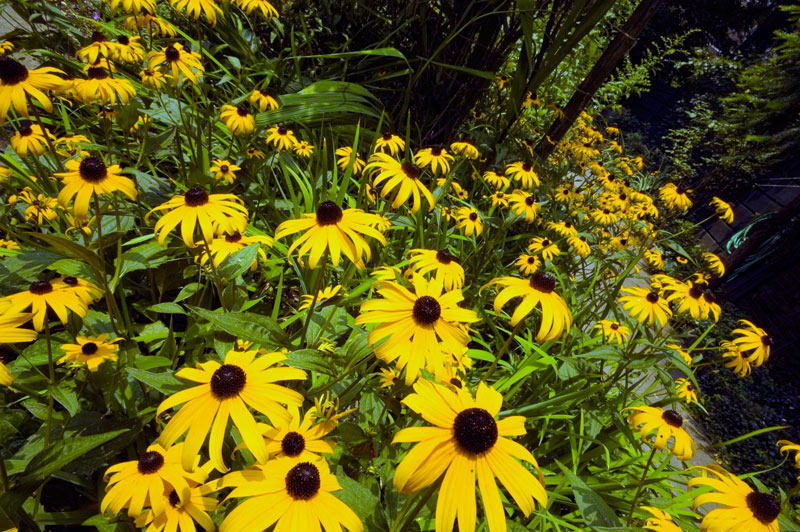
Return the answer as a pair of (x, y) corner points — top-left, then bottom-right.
(217, 244), (259, 280)
(555, 460), (622, 527)
(25, 232), (103, 275)
(126, 367), (185, 395)
(286, 349), (334, 373)
(17, 429), (127, 486)
(335, 473), (381, 524)
(50, 383), (79, 417)
(188, 307), (292, 349)
(148, 302), (185, 314)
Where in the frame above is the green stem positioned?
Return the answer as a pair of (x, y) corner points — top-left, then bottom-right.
(301, 251), (328, 347)
(391, 481), (439, 532)
(625, 445), (658, 526)
(483, 320), (524, 382)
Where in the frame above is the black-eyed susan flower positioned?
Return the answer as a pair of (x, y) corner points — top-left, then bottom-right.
(169, 0), (223, 25)
(197, 230), (273, 270)
(514, 254), (540, 276)
(495, 73), (510, 89)
(148, 187), (249, 248)
(124, 11), (178, 36)
(721, 341), (750, 377)
(102, 443), (207, 518)
(374, 132), (405, 155)
(0, 40), (14, 56)
(133, 485), (216, 532)
(265, 125), (297, 150)
(15, 189), (59, 226)
(76, 31), (117, 64)
(52, 275), (103, 305)
(298, 285), (342, 310)
(356, 274), (479, 384)
(112, 35), (145, 63)
(483, 170), (510, 189)
(777, 440), (800, 467)
(219, 104), (254, 135)
(730, 320), (771, 367)
(140, 68), (168, 89)
(248, 88), (279, 111)
(455, 206), (482, 236)
(378, 367), (400, 388)
(107, 0), (157, 14)
(56, 156), (137, 219)
(591, 208), (618, 225)
(408, 249), (465, 290)
(641, 506), (682, 532)
(245, 146), (265, 159)
(659, 182), (692, 211)
(157, 349), (306, 472)
(0, 56), (66, 122)
(450, 139), (479, 159)
(710, 196), (734, 224)
(488, 191), (509, 207)
(689, 466), (781, 532)
(528, 237), (560, 261)
(336, 146), (365, 173)
(618, 286), (671, 328)
(393, 380), (547, 532)
(364, 154), (435, 213)
(0, 312), (37, 343)
(294, 140), (314, 158)
(703, 252), (725, 277)
(233, 0), (279, 18)
(215, 456), (362, 532)
(10, 122), (52, 157)
(275, 201), (387, 269)
(547, 220), (578, 237)
(55, 134), (91, 157)
(505, 161), (540, 188)
(645, 248), (664, 270)
(0, 280), (89, 331)
(58, 335), (121, 372)
(209, 159), (240, 184)
(260, 407), (335, 460)
(508, 190), (541, 222)
(625, 405), (696, 460)
(663, 280), (712, 321)
(594, 320), (630, 344)
(488, 272), (572, 341)
(674, 377), (698, 403)
(413, 146), (454, 175)
(148, 44), (204, 86)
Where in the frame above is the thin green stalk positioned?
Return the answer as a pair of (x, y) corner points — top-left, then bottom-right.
(391, 481), (439, 532)
(301, 251), (328, 347)
(625, 445), (658, 526)
(483, 320), (524, 382)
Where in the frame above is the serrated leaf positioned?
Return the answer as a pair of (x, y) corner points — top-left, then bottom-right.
(188, 307), (292, 349)
(17, 429), (127, 487)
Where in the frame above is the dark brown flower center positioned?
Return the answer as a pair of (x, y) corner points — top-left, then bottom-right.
(453, 408), (497, 454)
(619, 193), (627, 201)
(277, 126), (288, 135)
(209, 364), (246, 399)
(564, 222), (571, 228)
(529, 271), (555, 293)
(281, 431), (306, 457)
(29, 280), (53, 295)
(412, 295), (441, 325)
(81, 342), (99, 355)
(285, 462), (320, 500)
(259, 88), (271, 96)
(91, 31), (107, 43)
(225, 232), (242, 243)
(676, 183), (687, 194)
(646, 291), (660, 303)
(661, 410), (683, 428)
(436, 249), (453, 264)
(143, 69), (154, 76)
(703, 293), (716, 304)
(168, 490), (180, 508)
(522, 162), (532, 172)
(0, 57), (29, 85)
(527, 257), (535, 264)
(762, 335), (773, 347)
(469, 212), (478, 221)
(401, 162), (421, 179)
(184, 186), (209, 207)
(522, 194), (536, 207)
(79, 157), (108, 182)
(17, 122), (33, 136)
(316, 201), (343, 226)
(746, 491), (781, 524)
(63, 277), (78, 286)
(603, 209), (610, 215)
(689, 286), (703, 299)
(220, 164), (229, 173)
(580, 236), (587, 242)
(449, 378), (462, 388)
(620, 239), (627, 246)
(118, 35), (130, 46)
(382, 132), (393, 140)
(87, 66), (109, 79)
(610, 323), (619, 330)
(496, 192), (504, 198)
(541, 239), (550, 247)
(165, 46), (180, 62)
(236, 105), (250, 117)
(430, 146), (442, 156)
(137, 451), (164, 474)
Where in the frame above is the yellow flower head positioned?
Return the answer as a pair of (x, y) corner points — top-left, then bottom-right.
(249, 88), (280, 111)
(336, 146), (365, 174)
(364, 153), (435, 214)
(710, 196), (734, 224)
(197, 230), (273, 270)
(619, 286), (672, 328)
(625, 405), (696, 460)
(505, 161), (540, 188)
(375, 132), (405, 155)
(455, 206), (482, 236)
(169, 0), (223, 25)
(299, 285), (343, 310)
(147, 43), (204, 86)
(233, 0), (279, 18)
(220, 104), (255, 135)
(56, 156), (138, 219)
(209, 159), (241, 184)
(0, 57), (66, 123)
(487, 272), (572, 341)
(393, 380), (547, 532)
(408, 249), (465, 290)
(265, 125), (298, 150)
(730, 319), (771, 367)
(594, 320), (630, 344)
(528, 237), (560, 262)
(508, 191), (541, 222)
(0, 279), (93, 331)
(74, 63), (137, 105)
(414, 146), (454, 175)
(10, 121), (53, 158)
(674, 377), (698, 404)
